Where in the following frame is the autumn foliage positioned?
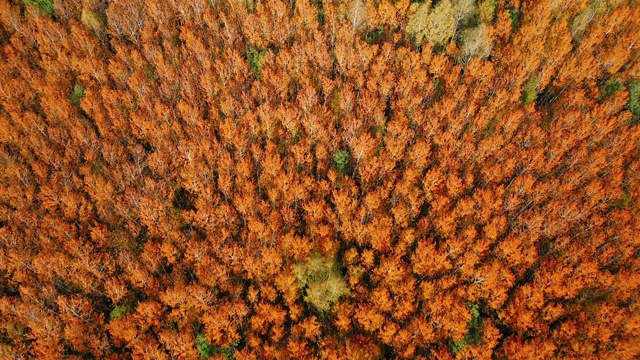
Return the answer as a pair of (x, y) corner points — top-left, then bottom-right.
(1, 0), (640, 358)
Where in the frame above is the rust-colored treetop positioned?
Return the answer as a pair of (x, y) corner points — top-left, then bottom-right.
(1, 0), (639, 358)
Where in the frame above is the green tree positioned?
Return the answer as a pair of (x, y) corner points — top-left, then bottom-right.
(626, 80), (640, 123)
(247, 48), (268, 77)
(71, 84), (86, 106)
(599, 78), (624, 102)
(24, 0), (54, 16)
(522, 75), (538, 105)
(333, 150), (350, 174)
(449, 303), (484, 355)
(109, 305), (129, 321)
(196, 334), (239, 360)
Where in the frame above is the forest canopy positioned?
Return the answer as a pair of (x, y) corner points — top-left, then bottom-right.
(1, 0), (640, 359)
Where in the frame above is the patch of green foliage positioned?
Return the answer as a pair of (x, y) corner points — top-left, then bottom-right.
(450, 338), (468, 355)
(145, 66), (158, 81)
(608, 192), (631, 211)
(599, 78), (624, 102)
(172, 36), (184, 47)
(291, 129), (301, 144)
(310, 0), (325, 25)
(247, 48), (269, 77)
(522, 75), (538, 105)
(196, 334), (216, 359)
(109, 298), (139, 321)
(434, 78), (445, 102)
(373, 122), (387, 137)
(196, 335), (216, 359)
(449, 303), (484, 355)
(24, 0), (54, 16)
(364, 28), (384, 45)
(626, 80), (640, 124)
(109, 305), (129, 321)
(508, 9), (522, 31)
(196, 334), (238, 360)
(466, 303), (484, 344)
(332, 150), (350, 174)
(71, 84), (86, 106)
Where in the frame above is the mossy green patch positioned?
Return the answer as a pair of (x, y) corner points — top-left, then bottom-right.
(449, 303), (484, 355)
(522, 75), (538, 105)
(332, 150), (350, 174)
(626, 80), (640, 124)
(24, 0), (54, 16)
(599, 78), (624, 102)
(71, 84), (86, 106)
(109, 305), (129, 321)
(247, 48), (269, 77)
(196, 334), (238, 360)
(508, 9), (522, 31)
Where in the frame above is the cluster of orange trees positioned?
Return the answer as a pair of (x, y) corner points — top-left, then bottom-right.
(1, 0), (640, 358)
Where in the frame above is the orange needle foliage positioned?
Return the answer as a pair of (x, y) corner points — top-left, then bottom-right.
(0, 0), (640, 359)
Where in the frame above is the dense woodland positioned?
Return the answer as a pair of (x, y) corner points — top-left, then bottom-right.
(1, 0), (640, 358)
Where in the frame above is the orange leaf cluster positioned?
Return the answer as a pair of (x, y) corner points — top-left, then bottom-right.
(1, 0), (639, 358)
